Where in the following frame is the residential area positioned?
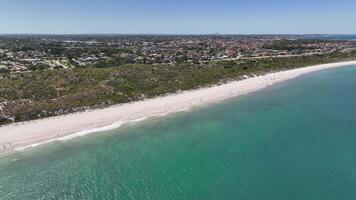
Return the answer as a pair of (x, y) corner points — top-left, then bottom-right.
(0, 34), (356, 72)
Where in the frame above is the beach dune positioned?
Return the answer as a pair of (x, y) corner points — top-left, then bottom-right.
(1, 61), (356, 155)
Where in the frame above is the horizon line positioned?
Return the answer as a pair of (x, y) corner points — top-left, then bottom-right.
(0, 33), (355, 36)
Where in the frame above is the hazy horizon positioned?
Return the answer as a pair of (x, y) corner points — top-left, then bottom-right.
(0, 33), (355, 36)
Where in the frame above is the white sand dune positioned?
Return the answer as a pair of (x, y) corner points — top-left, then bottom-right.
(1, 60), (356, 155)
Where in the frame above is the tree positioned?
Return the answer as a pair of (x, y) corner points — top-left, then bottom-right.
(0, 67), (10, 74)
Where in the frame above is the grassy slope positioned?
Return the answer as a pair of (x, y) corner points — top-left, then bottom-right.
(1, 51), (356, 125)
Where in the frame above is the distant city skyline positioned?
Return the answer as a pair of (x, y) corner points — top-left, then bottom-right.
(0, 0), (355, 34)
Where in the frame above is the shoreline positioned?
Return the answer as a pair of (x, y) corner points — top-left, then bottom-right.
(1, 60), (356, 155)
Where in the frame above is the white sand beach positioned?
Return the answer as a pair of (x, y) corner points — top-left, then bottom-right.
(1, 60), (356, 155)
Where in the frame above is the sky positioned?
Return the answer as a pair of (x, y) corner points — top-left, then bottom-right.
(0, 0), (355, 34)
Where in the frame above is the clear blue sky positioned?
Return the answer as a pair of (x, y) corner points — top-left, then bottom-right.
(0, 0), (355, 34)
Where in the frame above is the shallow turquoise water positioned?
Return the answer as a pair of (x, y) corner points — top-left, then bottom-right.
(1, 66), (356, 200)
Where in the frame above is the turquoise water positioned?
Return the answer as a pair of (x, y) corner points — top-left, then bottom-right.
(1, 66), (356, 200)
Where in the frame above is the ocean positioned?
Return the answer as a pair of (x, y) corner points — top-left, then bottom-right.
(1, 65), (356, 200)
(323, 35), (356, 41)
(301, 34), (356, 41)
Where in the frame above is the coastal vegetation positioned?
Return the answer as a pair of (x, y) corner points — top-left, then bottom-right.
(1, 50), (356, 125)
